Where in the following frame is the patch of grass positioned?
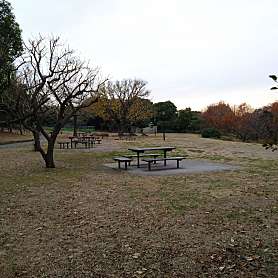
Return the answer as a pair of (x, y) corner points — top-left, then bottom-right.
(160, 189), (201, 213)
(205, 178), (241, 192)
(0, 150), (100, 193)
(248, 159), (278, 171)
(157, 177), (205, 213)
(187, 149), (205, 153)
(223, 208), (271, 227)
(200, 154), (235, 162)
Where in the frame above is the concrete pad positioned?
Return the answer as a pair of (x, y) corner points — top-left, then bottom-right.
(104, 159), (239, 176)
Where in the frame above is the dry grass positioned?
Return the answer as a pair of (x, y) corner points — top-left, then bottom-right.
(0, 131), (33, 144)
(0, 133), (277, 277)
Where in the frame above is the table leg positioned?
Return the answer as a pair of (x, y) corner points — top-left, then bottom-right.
(137, 153), (140, 168)
(164, 150), (167, 166)
(118, 161), (121, 169)
(177, 160), (180, 168)
(70, 138), (73, 149)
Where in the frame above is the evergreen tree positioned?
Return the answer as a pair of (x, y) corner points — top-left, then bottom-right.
(0, 0), (23, 92)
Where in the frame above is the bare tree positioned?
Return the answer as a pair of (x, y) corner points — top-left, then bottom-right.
(105, 79), (151, 133)
(15, 36), (106, 168)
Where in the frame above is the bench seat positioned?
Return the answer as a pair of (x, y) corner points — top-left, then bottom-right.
(122, 153), (161, 165)
(142, 156), (186, 171)
(113, 157), (132, 170)
(123, 153), (160, 158)
(72, 139), (94, 148)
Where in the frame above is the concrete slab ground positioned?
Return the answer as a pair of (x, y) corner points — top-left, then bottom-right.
(104, 159), (239, 176)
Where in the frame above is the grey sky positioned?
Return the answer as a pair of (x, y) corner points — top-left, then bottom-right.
(10, 0), (278, 110)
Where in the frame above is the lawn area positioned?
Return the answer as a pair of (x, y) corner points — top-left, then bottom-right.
(0, 131), (33, 144)
(0, 133), (277, 277)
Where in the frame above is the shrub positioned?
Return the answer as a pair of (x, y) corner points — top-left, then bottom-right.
(201, 128), (221, 138)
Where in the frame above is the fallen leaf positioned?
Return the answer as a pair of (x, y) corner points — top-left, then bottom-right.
(132, 253), (140, 259)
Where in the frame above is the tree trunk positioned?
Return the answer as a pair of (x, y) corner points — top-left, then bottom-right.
(32, 130), (41, 152)
(19, 124), (23, 135)
(44, 140), (56, 168)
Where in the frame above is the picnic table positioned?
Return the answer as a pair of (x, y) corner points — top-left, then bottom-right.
(128, 146), (176, 167)
(68, 136), (95, 148)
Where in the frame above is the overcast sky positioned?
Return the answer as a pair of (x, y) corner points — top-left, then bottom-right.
(10, 0), (278, 110)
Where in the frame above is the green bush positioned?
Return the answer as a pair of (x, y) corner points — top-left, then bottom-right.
(201, 128), (221, 138)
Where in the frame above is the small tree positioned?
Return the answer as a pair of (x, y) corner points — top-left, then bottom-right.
(16, 36), (106, 168)
(153, 101), (177, 122)
(233, 103), (254, 141)
(202, 101), (236, 133)
(153, 101), (177, 132)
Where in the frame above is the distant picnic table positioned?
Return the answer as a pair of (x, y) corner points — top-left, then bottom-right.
(68, 135), (101, 148)
(128, 146), (176, 167)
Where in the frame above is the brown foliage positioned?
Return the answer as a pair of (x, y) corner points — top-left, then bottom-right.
(233, 103), (254, 141)
(202, 101), (236, 132)
(202, 100), (278, 144)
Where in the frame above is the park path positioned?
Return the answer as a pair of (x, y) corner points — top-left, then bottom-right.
(0, 139), (34, 149)
(0, 137), (123, 152)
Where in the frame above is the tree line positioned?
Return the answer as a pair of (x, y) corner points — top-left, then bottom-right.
(73, 100), (201, 134)
(202, 101), (278, 149)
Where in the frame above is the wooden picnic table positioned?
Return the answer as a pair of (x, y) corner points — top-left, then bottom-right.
(128, 146), (176, 167)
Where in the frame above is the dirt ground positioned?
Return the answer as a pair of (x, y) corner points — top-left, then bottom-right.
(0, 133), (277, 277)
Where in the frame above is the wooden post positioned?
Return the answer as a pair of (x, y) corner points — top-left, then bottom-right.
(73, 114), (78, 137)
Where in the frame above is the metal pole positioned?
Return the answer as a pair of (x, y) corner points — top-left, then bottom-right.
(162, 121), (165, 141)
